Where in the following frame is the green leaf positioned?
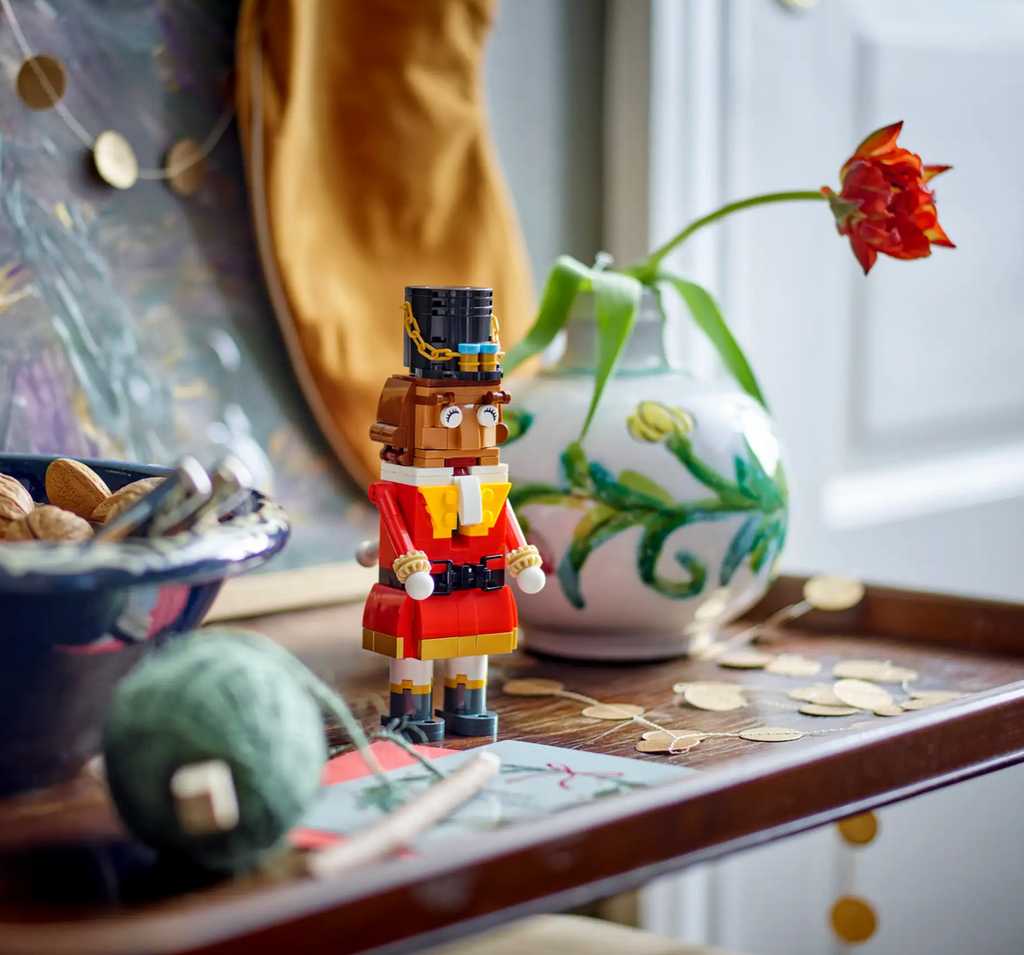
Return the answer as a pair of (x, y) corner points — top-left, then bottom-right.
(502, 255), (592, 374)
(581, 270), (642, 438)
(757, 517), (786, 569)
(570, 502), (620, 542)
(560, 440), (593, 494)
(502, 256), (641, 437)
(734, 440), (784, 511)
(733, 457), (758, 503)
(662, 432), (750, 507)
(509, 482), (576, 511)
(637, 514), (707, 599)
(751, 515), (787, 574)
(617, 469), (675, 508)
(774, 460), (790, 507)
(720, 515), (762, 586)
(658, 272), (768, 409)
(557, 506), (642, 608)
(589, 462), (670, 513)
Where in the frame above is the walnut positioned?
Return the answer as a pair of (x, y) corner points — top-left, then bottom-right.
(45, 458), (111, 520)
(5, 505), (93, 542)
(91, 477), (163, 523)
(0, 473), (34, 537)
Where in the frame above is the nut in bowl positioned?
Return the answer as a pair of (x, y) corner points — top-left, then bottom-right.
(5, 505), (93, 542)
(91, 476), (163, 525)
(0, 472), (34, 536)
(0, 453), (290, 798)
(44, 457), (111, 520)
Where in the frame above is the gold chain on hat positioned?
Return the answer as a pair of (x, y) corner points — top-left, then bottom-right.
(402, 302), (457, 362)
(401, 302), (503, 368)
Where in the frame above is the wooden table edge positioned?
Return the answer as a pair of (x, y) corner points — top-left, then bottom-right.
(3, 679), (1024, 955)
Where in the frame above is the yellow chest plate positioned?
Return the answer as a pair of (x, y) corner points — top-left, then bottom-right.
(419, 481), (511, 538)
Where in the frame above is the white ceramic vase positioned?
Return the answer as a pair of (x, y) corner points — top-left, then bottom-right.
(501, 292), (787, 661)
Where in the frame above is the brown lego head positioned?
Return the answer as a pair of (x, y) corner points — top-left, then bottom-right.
(370, 286), (510, 469)
(370, 378), (511, 469)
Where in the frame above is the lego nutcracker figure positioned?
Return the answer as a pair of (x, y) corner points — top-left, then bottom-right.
(359, 286), (545, 740)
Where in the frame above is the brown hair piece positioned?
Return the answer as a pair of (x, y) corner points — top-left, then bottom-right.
(369, 376), (416, 465)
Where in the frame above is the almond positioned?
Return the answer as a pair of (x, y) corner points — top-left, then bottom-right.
(5, 504), (93, 542)
(45, 458), (111, 520)
(91, 477), (163, 523)
(0, 473), (34, 537)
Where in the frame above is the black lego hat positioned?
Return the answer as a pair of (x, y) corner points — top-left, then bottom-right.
(402, 286), (501, 381)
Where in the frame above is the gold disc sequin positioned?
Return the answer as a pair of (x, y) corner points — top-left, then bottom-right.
(803, 575), (866, 611)
(581, 703), (644, 720)
(93, 131), (138, 189)
(16, 55), (66, 110)
(830, 896), (877, 943)
(833, 659), (918, 684)
(837, 811), (878, 846)
(799, 703), (860, 717)
(765, 654), (822, 677)
(788, 684), (844, 706)
(909, 689), (967, 704)
(833, 679), (893, 711)
(901, 692), (966, 710)
(641, 730), (707, 742)
(872, 704), (905, 717)
(683, 684), (747, 712)
(635, 734), (702, 753)
(738, 727), (803, 742)
(717, 650), (772, 669)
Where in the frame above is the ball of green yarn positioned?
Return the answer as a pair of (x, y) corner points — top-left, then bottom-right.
(102, 629), (327, 873)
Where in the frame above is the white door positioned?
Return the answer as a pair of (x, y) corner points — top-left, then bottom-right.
(609, 1), (1024, 952)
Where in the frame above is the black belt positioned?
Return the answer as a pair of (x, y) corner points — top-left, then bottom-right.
(380, 555), (504, 594)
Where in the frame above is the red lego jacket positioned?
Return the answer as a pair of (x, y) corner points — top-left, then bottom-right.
(362, 475), (527, 660)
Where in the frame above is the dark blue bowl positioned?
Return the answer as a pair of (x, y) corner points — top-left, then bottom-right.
(0, 454), (290, 797)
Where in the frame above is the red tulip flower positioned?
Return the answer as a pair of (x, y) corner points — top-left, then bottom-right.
(820, 121), (955, 274)
(510, 121), (959, 424)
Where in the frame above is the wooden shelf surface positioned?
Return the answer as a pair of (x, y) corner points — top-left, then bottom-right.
(2, 577), (1024, 955)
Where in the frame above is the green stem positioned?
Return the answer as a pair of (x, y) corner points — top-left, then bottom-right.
(638, 191), (827, 274)
(664, 433), (749, 507)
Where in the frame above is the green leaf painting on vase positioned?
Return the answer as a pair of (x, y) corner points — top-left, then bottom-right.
(512, 400), (787, 609)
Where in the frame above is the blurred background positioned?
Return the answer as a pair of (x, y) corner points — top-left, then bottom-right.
(485, 1), (1024, 952)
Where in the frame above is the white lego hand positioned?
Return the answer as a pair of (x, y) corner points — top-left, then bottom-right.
(516, 565), (546, 595)
(405, 570), (435, 601)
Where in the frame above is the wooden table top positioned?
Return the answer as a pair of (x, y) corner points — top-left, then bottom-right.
(3, 576), (1024, 955)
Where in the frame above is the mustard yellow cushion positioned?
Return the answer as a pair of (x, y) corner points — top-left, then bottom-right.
(236, 0), (534, 487)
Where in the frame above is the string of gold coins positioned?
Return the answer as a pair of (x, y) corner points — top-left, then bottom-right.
(503, 666), (968, 756)
(502, 576), (968, 756)
(677, 662), (966, 719)
(2, 0), (234, 193)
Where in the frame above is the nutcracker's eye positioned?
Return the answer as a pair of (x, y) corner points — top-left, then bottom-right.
(476, 404), (500, 427)
(440, 405), (463, 429)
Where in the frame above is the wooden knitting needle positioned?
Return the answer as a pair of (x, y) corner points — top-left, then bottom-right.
(305, 752), (501, 879)
(92, 457), (211, 543)
(187, 455), (255, 531)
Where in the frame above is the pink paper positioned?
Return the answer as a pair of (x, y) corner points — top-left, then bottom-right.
(322, 740), (458, 785)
